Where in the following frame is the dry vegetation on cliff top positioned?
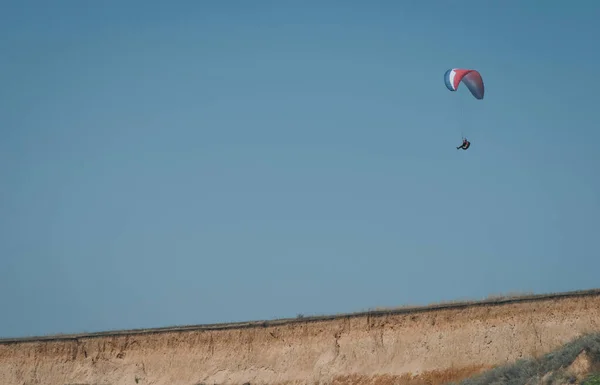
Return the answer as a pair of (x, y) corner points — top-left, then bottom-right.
(452, 333), (600, 385)
(5, 289), (597, 342)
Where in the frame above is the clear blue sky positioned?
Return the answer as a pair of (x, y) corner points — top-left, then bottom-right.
(1, 1), (599, 338)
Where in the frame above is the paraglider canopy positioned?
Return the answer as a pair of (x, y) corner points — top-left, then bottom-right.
(444, 68), (484, 100)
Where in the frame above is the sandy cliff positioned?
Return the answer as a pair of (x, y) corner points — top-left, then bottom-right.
(1, 289), (600, 385)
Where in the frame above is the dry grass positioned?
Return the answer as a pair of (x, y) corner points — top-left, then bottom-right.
(451, 332), (600, 385)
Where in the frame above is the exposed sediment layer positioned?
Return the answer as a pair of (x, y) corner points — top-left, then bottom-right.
(2, 289), (600, 385)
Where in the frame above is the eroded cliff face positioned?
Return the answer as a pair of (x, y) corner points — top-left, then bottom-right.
(1, 292), (600, 385)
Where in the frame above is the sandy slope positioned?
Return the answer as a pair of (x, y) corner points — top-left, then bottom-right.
(1, 290), (600, 385)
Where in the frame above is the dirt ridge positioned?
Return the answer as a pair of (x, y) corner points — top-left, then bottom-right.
(2, 288), (599, 344)
(2, 288), (600, 385)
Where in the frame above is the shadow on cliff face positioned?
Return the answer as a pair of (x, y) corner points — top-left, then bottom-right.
(450, 333), (600, 385)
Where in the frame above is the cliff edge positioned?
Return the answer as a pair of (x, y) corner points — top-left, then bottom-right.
(2, 289), (600, 385)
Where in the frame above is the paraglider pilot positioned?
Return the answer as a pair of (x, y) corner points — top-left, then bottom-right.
(457, 138), (470, 150)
